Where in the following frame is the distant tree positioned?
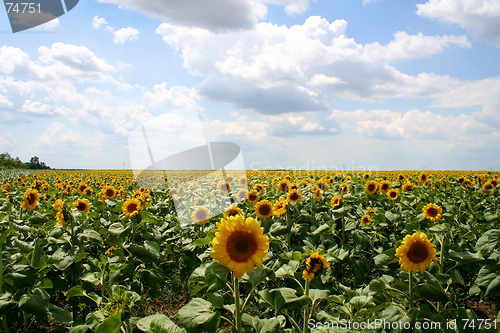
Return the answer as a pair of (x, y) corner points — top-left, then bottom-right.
(28, 156), (50, 169)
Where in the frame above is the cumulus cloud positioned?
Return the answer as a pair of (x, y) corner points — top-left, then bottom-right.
(97, 0), (268, 32)
(156, 16), (471, 112)
(92, 16), (108, 29)
(417, 0), (500, 46)
(143, 82), (201, 109)
(112, 27), (139, 44)
(34, 18), (60, 31)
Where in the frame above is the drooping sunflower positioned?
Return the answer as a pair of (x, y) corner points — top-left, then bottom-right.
(286, 189), (302, 203)
(360, 214), (372, 227)
(422, 203), (443, 222)
(365, 181), (379, 195)
(273, 198), (288, 217)
(255, 200), (273, 219)
(254, 184), (266, 195)
(483, 181), (494, 192)
(302, 251), (329, 282)
(210, 215), (269, 278)
(387, 189), (399, 201)
(21, 188), (40, 211)
(395, 231), (438, 273)
(330, 195), (341, 208)
(73, 199), (91, 214)
(402, 182), (415, 192)
(192, 206), (211, 225)
(122, 199), (141, 218)
(224, 206), (244, 218)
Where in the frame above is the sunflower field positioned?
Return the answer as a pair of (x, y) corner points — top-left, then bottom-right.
(0, 169), (499, 333)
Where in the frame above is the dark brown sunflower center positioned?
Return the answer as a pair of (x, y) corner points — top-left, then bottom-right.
(127, 203), (138, 213)
(390, 191), (397, 198)
(258, 204), (271, 216)
(279, 184), (288, 192)
(318, 183), (326, 190)
(248, 193), (258, 201)
(106, 189), (114, 197)
(427, 207), (438, 217)
(196, 210), (208, 220)
(226, 231), (257, 263)
(27, 194), (36, 205)
(289, 192), (299, 201)
(381, 184), (390, 191)
(256, 185), (263, 193)
(227, 209), (238, 217)
(367, 184), (376, 192)
(407, 242), (428, 264)
(77, 203), (86, 211)
(307, 258), (323, 273)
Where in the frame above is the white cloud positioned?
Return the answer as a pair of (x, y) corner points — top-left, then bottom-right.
(0, 132), (14, 149)
(34, 18), (60, 31)
(97, 0), (268, 32)
(92, 16), (108, 29)
(263, 0), (312, 15)
(417, 0), (500, 46)
(34, 122), (101, 151)
(143, 82), (201, 109)
(112, 27), (139, 44)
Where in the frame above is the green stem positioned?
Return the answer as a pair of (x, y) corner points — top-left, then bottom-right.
(341, 215), (345, 249)
(285, 311), (302, 332)
(408, 272), (414, 311)
(0, 234), (9, 333)
(221, 316), (237, 330)
(125, 318), (132, 333)
(302, 280), (311, 333)
(437, 236), (445, 312)
(233, 275), (241, 333)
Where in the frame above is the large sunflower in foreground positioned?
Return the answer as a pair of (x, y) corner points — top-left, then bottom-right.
(395, 231), (437, 273)
(422, 203), (442, 222)
(21, 188), (40, 211)
(210, 215), (269, 278)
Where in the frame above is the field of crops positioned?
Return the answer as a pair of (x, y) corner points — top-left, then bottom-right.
(0, 169), (499, 333)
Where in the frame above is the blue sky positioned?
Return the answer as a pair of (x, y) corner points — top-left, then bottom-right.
(1, 0), (499, 171)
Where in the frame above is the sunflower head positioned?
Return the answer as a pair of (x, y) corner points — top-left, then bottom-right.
(236, 189), (248, 202)
(122, 199), (141, 218)
(395, 231), (438, 273)
(192, 206), (211, 225)
(273, 198), (288, 217)
(255, 200), (273, 219)
(276, 180), (290, 194)
(286, 189), (302, 203)
(365, 181), (379, 195)
(224, 206), (244, 218)
(246, 190), (260, 204)
(316, 179), (327, 191)
(254, 184), (266, 195)
(330, 195), (341, 208)
(423, 203), (443, 222)
(380, 181), (391, 193)
(360, 214), (372, 227)
(402, 182), (414, 192)
(21, 188), (40, 211)
(73, 199), (91, 214)
(103, 186), (117, 200)
(302, 251), (329, 282)
(387, 189), (399, 201)
(210, 215), (269, 278)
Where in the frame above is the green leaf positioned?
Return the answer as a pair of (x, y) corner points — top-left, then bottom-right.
(51, 246), (80, 271)
(39, 278), (54, 289)
(275, 261), (300, 279)
(176, 298), (221, 333)
(0, 293), (17, 315)
(66, 286), (86, 297)
(205, 262), (229, 293)
(475, 263), (497, 289)
(78, 229), (104, 245)
(373, 248), (397, 267)
(137, 314), (186, 333)
(414, 271), (449, 303)
(19, 288), (50, 319)
(5, 264), (37, 288)
(486, 275), (500, 296)
(48, 303), (72, 323)
(95, 314), (122, 333)
(128, 241), (160, 263)
(259, 288), (310, 313)
(242, 314), (285, 333)
(193, 229), (218, 246)
(244, 267), (270, 289)
(475, 229), (500, 254)
(308, 289), (329, 307)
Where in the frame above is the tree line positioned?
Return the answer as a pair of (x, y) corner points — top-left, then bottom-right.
(0, 152), (51, 170)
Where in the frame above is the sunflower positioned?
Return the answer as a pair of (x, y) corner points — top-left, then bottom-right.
(73, 199), (91, 214)
(122, 199), (141, 217)
(402, 182), (414, 192)
(246, 190), (260, 204)
(311, 186), (322, 200)
(339, 182), (349, 195)
(380, 180), (391, 193)
(330, 195), (341, 208)
(273, 198), (288, 217)
(387, 189), (399, 201)
(192, 206), (211, 225)
(316, 179), (327, 191)
(210, 215), (269, 278)
(254, 184), (266, 195)
(21, 188), (40, 211)
(395, 231), (438, 273)
(255, 200), (273, 219)
(55, 211), (67, 227)
(238, 176), (247, 186)
(287, 189), (302, 203)
(169, 188), (179, 196)
(397, 174), (405, 182)
(276, 180), (290, 194)
(483, 182), (494, 192)
(218, 181), (231, 194)
(107, 246), (117, 256)
(84, 187), (93, 196)
(77, 183), (88, 193)
(102, 186), (117, 200)
(363, 173), (370, 180)
(419, 173), (428, 183)
(360, 214), (372, 226)
(365, 181), (379, 195)
(302, 251), (329, 282)
(224, 206), (244, 218)
(423, 203), (442, 222)
(236, 189), (248, 202)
